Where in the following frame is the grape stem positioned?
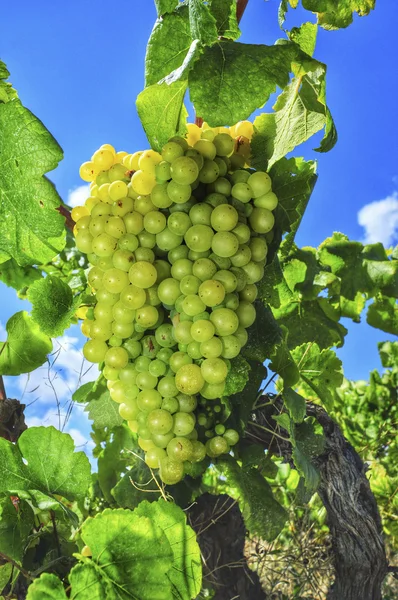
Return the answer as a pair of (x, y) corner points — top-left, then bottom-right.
(56, 204), (75, 231)
(0, 551), (34, 581)
(0, 376), (6, 401)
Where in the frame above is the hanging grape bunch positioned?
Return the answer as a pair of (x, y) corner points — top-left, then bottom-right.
(72, 121), (278, 485)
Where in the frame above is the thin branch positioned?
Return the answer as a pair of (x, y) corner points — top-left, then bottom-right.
(0, 551), (34, 581)
(237, 0), (249, 24)
(56, 205), (74, 231)
(0, 376), (6, 401)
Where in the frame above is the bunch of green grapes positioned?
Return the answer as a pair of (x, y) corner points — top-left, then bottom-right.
(72, 120), (278, 485)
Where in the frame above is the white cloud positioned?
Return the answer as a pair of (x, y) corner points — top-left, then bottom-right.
(67, 184), (90, 208)
(357, 192), (398, 247)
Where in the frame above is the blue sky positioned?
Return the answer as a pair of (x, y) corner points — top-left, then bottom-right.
(1, 0), (397, 449)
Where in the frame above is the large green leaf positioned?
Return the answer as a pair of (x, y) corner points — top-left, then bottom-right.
(97, 425), (137, 503)
(135, 499), (202, 599)
(302, 0), (375, 30)
(288, 22), (318, 56)
(136, 80), (188, 152)
(76, 508), (174, 600)
(209, 0), (241, 40)
(0, 496), (34, 563)
(28, 275), (79, 337)
(85, 383), (123, 429)
(224, 356), (251, 396)
(228, 361), (267, 433)
(145, 7), (191, 85)
(188, 41), (294, 126)
(219, 458), (288, 540)
(0, 259), (42, 295)
(112, 462), (161, 510)
(292, 343), (343, 410)
(0, 311), (52, 376)
(0, 427), (91, 501)
(154, 0), (179, 15)
(367, 296), (398, 336)
(189, 0), (218, 45)
(0, 61), (18, 103)
(26, 573), (67, 600)
(283, 388), (306, 423)
(0, 99), (65, 266)
(0, 563), (12, 595)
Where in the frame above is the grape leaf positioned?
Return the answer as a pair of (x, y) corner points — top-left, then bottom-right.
(85, 385), (123, 429)
(77, 508), (174, 600)
(302, 0), (375, 30)
(0, 496), (34, 562)
(283, 388), (306, 423)
(0, 259), (42, 295)
(0, 311), (52, 376)
(97, 425), (137, 503)
(154, 0), (179, 15)
(26, 573), (67, 600)
(188, 41), (295, 126)
(378, 340), (398, 369)
(0, 60), (17, 104)
(291, 343), (344, 410)
(112, 464), (161, 510)
(0, 426), (91, 501)
(145, 7), (191, 86)
(135, 499), (202, 599)
(0, 99), (65, 266)
(228, 361), (267, 433)
(218, 458), (288, 540)
(224, 356), (250, 396)
(136, 80), (188, 152)
(28, 275), (79, 337)
(189, 0), (218, 46)
(288, 22), (318, 56)
(367, 296), (398, 336)
(252, 64), (336, 168)
(292, 446), (319, 492)
(0, 564), (12, 595)
(209, 0), (241, 40)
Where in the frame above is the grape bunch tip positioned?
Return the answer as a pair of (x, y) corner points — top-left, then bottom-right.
(72, 120), (278, 485)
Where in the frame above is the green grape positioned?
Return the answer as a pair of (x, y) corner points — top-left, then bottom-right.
(94, 302), (113, 321)
(104, 216), (126, 239)
(136, 305), (159, 328)
(247, 171), (272, 198)
(120, 284), (146, 309)
(135, 195), (156, 215)
(156, 228), (183, 251)
(112, 249), (135, 271)
(111, 301), (134, 325)
(206, 436), (229, 457)
(233, 223), (251, 244)
(128, 261), (157, 289)
(170, 156), (199, 185)
(158, 376), (179, 398)
(173, 320), (194, 344)
(109, 163), (130, 183)
(89, 216), (107, 237)
(92, 233), (117, 257)
(230, 266), (248, 291)
(159, 457), (184, 485)
(249, 237), (268, 262)
(145, 286), (161, 307)
(201, 129), (215, 141)
(198, 280), (226, 307)
(161, 396), (179, 414)
(119, 401), (140, 421)
(124, 340), (142, 360)
(230, 169), (250, 185)
(221, 334), (241, 359)
(209, 253), (231, 271)
(230, 245), (251, 267)
(241, 261), (264, 285)
(200, 336), (223, 358)
(185, 148), (204, 169)
(155, 324), (176, 348)
(198, 159), (220, 184)
(211, 177), (232, 197)
(87, 267), (104, 290)
(191, 440), (207, 462)
(102, 268), (129, 294)
(83, 339), (108, 363)
(254, 190), (278, 210)
(167, 180), (191, 204)
(213, 133), (235, 156)
(189, 203), (213, 226)
(224, 293), (239, 310)
(173, 411), (196, 436)
(210, 204), (238, 232)
(194, 139), (217, 160)
(96, 289), (119, 306)
(153, 259), (171, 283)
(188, 249), (211, 261)
(145, 447), (167, 469)
(135, 356), (151, 372)
(213, 270), (237, 294)
(192, 258), (217, 281)
(97, 256), (114, 271)
(105, 347), (129, 369)
(157, 347), (174, 362)
(169, 351), (192, 373)
(137, 389), (162, 412)
(162, 141), (184, 162)
(152, 431), (175, 449)
(170, 258), (193, 281)
(124, 211), (144, 234)
(235, 301), (256, 328)
(180, 275), (201, 295)
(201, 381), (225, 400)
(249, 207), (275, 234)
(184, 225), (214, 252)
(151, 183), (173, 209)
(187, 341), (202, 360)
(95, 170), (110, 186)
(103, 365), (120, 380)
(177, 393), (197, 413)
(141, 335), (160, 358)
(205, 192), (227, 209)
(211, 231), (239, 258)
(175, 364), (204, 394)
(157, 278), (181, 305)
(112, 197), (134, 217)
(210, 308), (239, 336)
(167, 212), (192, 236)
(167, 436), (193, 462)
(223, 429), (239, 446)
(181, 294), (206, 317)
(155, 161), (171, 182)
(214, 157), (228, 177)
(147, 409), (174, 434)
(190, 319), (215, 343)
(201, 357), (228, 384)
(138, 231), (157, 249)
(112, 321), (134, 339)
(148, 358), (166, 377)
(231, 182), (252, 203)
(168, 246), (189, 265)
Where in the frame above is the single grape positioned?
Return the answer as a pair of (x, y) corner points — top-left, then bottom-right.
(247, 171), (272, 198)
(159, 457), (184, 485)
(170, 156), (199, 185)
(201, 357), (228, 384)
(198, 280), (226, 307)
(184, 225), (214, 253)
(147, 409), (174, 435)
(173, 411), (196, 436)
(145, 447), (167, 469)
(167, 436), (193, 462)
(83, 340), (108, 363)
(129, 261), (157, 289)
(175, 364), (204, 394)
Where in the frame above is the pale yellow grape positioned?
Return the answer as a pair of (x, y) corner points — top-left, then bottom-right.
(109, 180), (128, 201)
(92, 149), (114, 171)
(116, 151), (128, 162)
(85, 196), (100, 211)
(98, 184), (111, 202)
(100, 143), (116, 156)
(186, 123), (202, 146)
(71, 206), (89, 222)
(234, 120), (254, 140)
(79, 161), (98, 182)
(131, 170), (157, 195)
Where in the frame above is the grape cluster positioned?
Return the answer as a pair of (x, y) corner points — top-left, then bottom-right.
(72, 120), (278, 485)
